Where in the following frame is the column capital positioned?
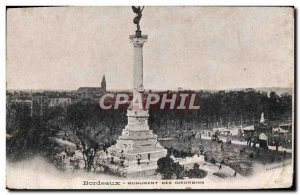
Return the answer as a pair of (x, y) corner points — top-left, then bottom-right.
(130, 35), (148, 47)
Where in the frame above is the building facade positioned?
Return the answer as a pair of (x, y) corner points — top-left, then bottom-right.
(49, 98), (72, 107)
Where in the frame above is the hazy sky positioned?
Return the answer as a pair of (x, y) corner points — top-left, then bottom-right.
(7, 7), (294, 90)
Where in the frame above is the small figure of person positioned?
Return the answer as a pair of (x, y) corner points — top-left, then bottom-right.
(275, 141), (279, 151)
(249, 153), (254, 159)
(119, 154), (125, 167)
(110, 153), (115, 164)
(219, 164), (222, 170)
(200, 148), (204, 155)
(228, 139), (232, 145)
(136, 154), (141, 166)
(270, 155), (274, 163)
(148, 153), (151, 161)
(252, 140), (256, 148)
(211, 157), (216, 164)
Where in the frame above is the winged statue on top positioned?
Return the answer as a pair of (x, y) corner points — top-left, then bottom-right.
(132, 6), (145, 31)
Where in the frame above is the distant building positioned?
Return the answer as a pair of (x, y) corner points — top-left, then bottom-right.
(32, 95), (49, 103)
(32, 95), (49, 116)
(49, 98), (71, 107)
(10, 99), (32, 106)
(32, 95), (72, 115)
(77, 75), (107, 99)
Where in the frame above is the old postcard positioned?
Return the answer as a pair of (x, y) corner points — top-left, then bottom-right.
(6, 6), (294, 190)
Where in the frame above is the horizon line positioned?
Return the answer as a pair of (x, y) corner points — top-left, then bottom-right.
(6, 86), (293, 92)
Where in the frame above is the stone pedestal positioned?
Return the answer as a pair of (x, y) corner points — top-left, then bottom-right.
(107, 34), (167, 167)
(107, 87), (167, 164)
(107, 108), (167, 163)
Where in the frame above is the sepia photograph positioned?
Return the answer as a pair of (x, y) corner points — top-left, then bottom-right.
(5, 6), (294, 190)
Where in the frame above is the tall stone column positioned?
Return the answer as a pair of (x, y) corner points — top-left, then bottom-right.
(130, 35), (147, 90)
(106, 32), (167, 170)
(130, 34), (148, 111)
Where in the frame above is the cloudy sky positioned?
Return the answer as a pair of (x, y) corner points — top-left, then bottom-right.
(7, 6), (294, 90)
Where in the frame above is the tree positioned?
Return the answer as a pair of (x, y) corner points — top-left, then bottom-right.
(7, 110), (59, 161)
(187, 163), (207, 178)
(157, 155), (184, 179)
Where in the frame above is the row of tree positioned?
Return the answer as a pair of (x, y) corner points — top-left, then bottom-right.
(6, 89), (292, 161)
(149, 90), (292, 132)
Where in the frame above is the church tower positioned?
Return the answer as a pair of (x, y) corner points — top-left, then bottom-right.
(101, 75), (106, 91)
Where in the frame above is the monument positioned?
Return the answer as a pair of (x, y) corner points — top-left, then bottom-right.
(260, 112), (265, 124)
(107, 6), (167, 170)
